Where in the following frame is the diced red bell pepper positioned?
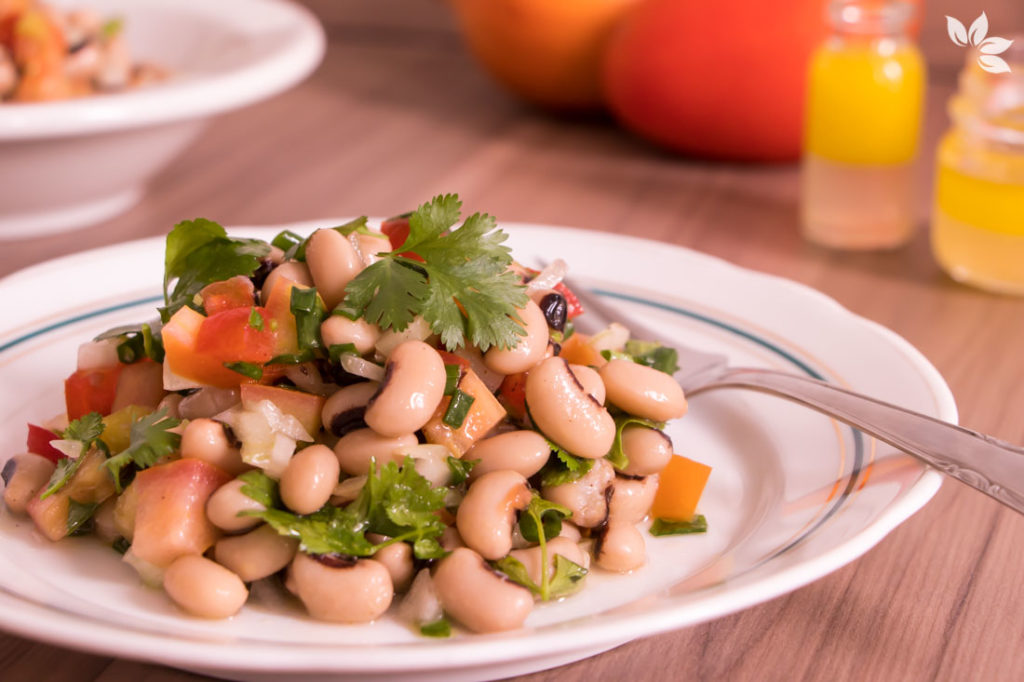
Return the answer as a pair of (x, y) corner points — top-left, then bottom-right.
(554, 281), (584, 320)
(26, 424), (64, 463)
(65, 365), (122, 420)
(497, 371), (528, 421)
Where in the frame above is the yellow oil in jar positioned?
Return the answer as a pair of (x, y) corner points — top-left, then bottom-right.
(932, 130), (1024, 294)
(802, 38), (925, 249)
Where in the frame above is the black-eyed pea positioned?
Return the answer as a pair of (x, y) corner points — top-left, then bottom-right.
(369, 539), (415, 592)
(440, 525), (466, 551)
(305, 229), (364, 310)
(483, 300), (549, 375)
(214, 525), (299, 582)
(163, 555), (248, 619)
(180, 418), (248, 476)
(464, 430), (550, 481)
(206, 479), (264, 533)
(595, 520), (646, 572)
(321, 382), (378, 438)
(541, 458), (614, 528)
(525, 357), (615, 459)
(456, 470), (532, 560)
(620, 426), (673, 477)
(321, 315), (381, 356)
(333, 428), (418, 476)
(432, 547), (533, 633)
(599, 359), (687, 422)
(570, 364), (606, 405)
(280, 444), (339, 515)
(364, 341), (446, 437)
(2, 454), (55, 514)
(260, 261), (312, 304)
(607, 475), (659, 524)
(353, 233), (392, 266)
(286, 553), (393, 623)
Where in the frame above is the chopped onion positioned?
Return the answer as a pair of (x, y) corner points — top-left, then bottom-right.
(588, 322), (630, 353)
(374, 317), (433, 359)
(340, 354), (386, 382)
(399, 569), (443, 626)
(49, 439), (83, 460)
(332, 475), (367, 503)
(215, 400), (312, 478)
(123, 549), (165, 588)
(178, 387), (240, 420)
(526, 258), (568, 292)
(162, 361), (206, 392)
(77, 338), (121, 371)
(284, 363), (336, 396)
(454, 346), (504, 392)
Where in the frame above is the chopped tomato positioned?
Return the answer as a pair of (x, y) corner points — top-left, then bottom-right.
(199, 276), (256, 316)
(438, 350), (470, 368)
(497, 371), (528, 421)
(195, 306), (276, 364)
(26, 424), (64, 463)
(380, 216), (424, 262)
(163, 306), (269, 389)
(65, 365), (122, 420)
(650, 455), (712, 522)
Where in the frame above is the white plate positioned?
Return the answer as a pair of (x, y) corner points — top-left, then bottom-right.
(0, 223), (954, 681)
(0, 0), (324, 237)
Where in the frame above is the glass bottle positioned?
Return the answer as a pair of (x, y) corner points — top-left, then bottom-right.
(801, 1), (926, 249)
(932, 42), (1024, 294)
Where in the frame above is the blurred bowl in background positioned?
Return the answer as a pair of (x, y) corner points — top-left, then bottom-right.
(0, 0), (325, 239)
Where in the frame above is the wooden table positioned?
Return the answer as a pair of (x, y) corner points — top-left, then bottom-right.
(4, 2), (1024, 680)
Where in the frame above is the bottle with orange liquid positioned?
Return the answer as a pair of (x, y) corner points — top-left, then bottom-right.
(932, 43), (1024, 294)
(801, 1), (925, 249)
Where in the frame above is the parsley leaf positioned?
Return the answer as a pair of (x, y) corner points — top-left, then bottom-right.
(446, 456), (476, 487)
(254, 505), (374, 556)
(607, 417), (665, 471)
(238, 470), (280, 508)
(518, 494), (570, 544)
(341, 195), (529, 351)
(104, 409), (182, 492)
(160, 218), (270, 321)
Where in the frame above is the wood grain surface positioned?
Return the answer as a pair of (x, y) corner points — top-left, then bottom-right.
(3, 2), (1024, 681)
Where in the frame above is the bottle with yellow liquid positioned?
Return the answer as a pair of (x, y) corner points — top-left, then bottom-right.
(801, 1), (925, 249)
(932, 43), (1024, 294)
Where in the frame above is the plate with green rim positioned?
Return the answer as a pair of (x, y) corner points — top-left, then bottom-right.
(0, 222), (953, 681)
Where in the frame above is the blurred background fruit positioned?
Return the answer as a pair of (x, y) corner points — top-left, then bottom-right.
(448, 0), (638, 111)
(601, 0), (827, 161)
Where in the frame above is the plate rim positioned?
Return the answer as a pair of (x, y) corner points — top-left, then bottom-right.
(0, 221), (953, 674)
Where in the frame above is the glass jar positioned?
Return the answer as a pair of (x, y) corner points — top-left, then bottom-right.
(801, 1), (925, 249)
(932, 42), (1024, 294)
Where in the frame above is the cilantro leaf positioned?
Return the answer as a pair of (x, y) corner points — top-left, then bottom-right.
(341, 195), (529, 351)
(248, 456), (448, 560)
(518, 494), (570, 544)
(252, 505), (374, 556)
(160, 219), (270, 321)
(650, 515), (708, 536)
(419, 618), (452, 638)
(40, 413), (106, 499)
(607, 417), (665, 471)
(67, 499), (99, 536)
(539, 438), (593, 487)
(446, 456), (476, 487)
(104, 409), (182, 492)
(493, 555), (539, 595)
(548, 554), (588, 598)
(623, 339), (680, 375)
(238, 470), (280, 508)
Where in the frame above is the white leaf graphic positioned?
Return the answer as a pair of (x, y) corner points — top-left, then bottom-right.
(979, 54), (1011, 74)
(978, 36), (1013, 55)
(968, 12), (989, 46)
(946, 16), (969, 46)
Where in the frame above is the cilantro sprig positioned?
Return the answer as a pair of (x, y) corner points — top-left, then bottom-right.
(246, 456), (447, 560)
(161, 218), (270, 321)
(39, 413), (106, 500)
(104, 409), (182, 491)
(341, 195), (529, 351)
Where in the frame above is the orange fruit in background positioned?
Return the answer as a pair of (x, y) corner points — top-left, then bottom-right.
(602, 0), (827, 161)
(449, 0), (639, 111)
